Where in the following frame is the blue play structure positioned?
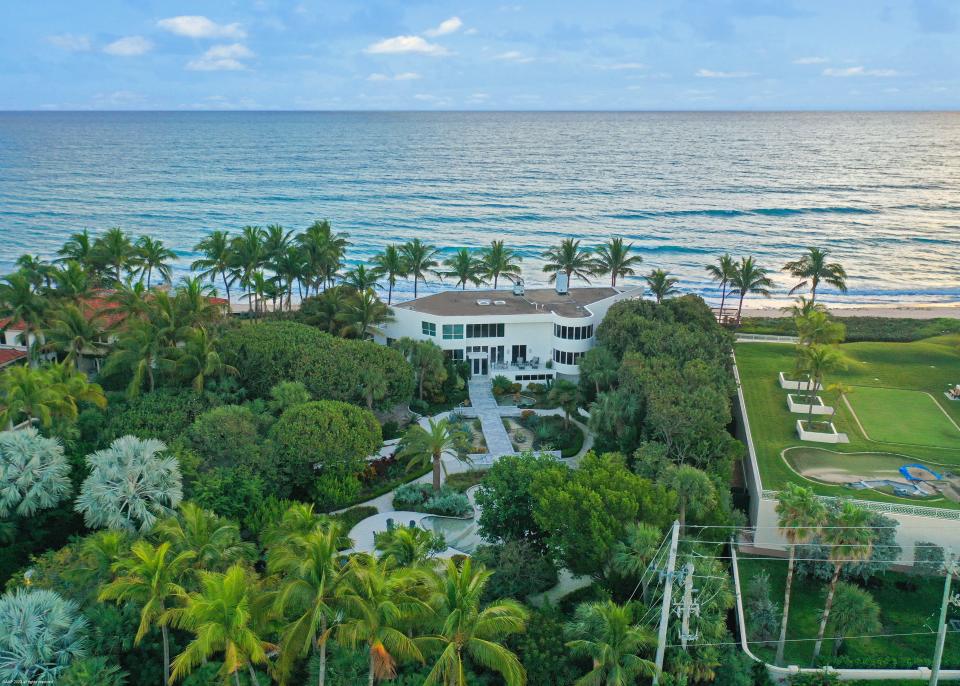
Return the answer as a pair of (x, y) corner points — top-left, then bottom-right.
(899, 464), (942, 482)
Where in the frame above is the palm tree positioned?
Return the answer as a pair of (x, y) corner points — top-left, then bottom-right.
(783, 247), (848, 303)
(338, 555), (429, 686)
(0, 364), (105, 429)
(45, 361), (107, 420)
(101, 320), (164, 397)
(43, 304), (106, 367)
(99, 540), (194, 686)
(263, 224), (295, 263)
(374, 527), (440, 568)
(612, 522), (661, 602)
(827, 583), (881, 657)
(443, 249), (485, 290)
(174, 276), (221, 328)
(826, 382), (853, 424)
(338, 288), (394, 340)
(106, 280), (150, 324)
(418, 558), (528, 686)
(400, 239), (441, 298)
(665, 464), (715, 532)
(301, 286), (350, 335)
(56, 229), (95, 273)
(565, 600), (656, 686)
(0, 271), (47, 362)
(643, 268), (678, 304)
(797, 345), (846, 429)
(75, 435), (183, 533)
(795, 309), (845, 347)
(541, 238), (597, 285)
(155, 503), (256, 572)
(705, 253), (737, 322)
(595, 237), (642, 288)
(296, 220), (349, 294)
(0, 588), (89, 685)
(730, 256), (774, 322)
(271, 246), (306, 311)
(134, 236), (176, 289)
(0, 427), (71, 518)
(268, 521), (349, 686)
(174, 326), (237, 392)
(371, 245), (407, 305)
(480, 240), (522, 289)
(51, 261), (92, 302)
(811, 502), (874, 662)
(231, 226), (267, 310)
(15, 255), (56, 291)
(774, 483), (827, 665)
(398, 417), (470, 491)
(192, 231), (236, 306)
(343, 264), (383, 293)
(93, 227), (136, 285)
(547, 379), (580, 429)
(168, 564), (274, 686)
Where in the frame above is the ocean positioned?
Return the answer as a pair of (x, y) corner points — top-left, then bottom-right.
(0, 111), (957, 305)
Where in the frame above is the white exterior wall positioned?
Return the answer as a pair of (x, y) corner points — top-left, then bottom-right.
(376, 287), (642, 380)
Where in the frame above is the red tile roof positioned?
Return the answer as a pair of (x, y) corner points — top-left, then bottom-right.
(0, 348), (27, 367)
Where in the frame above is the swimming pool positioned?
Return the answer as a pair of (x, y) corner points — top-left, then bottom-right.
(422, 516), (484, 554)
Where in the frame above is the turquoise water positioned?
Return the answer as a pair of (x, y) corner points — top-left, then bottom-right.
(1, 111), (958, 304)
(423, 516), (482, 554)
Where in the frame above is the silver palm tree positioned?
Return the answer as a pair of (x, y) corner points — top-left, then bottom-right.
(0, 427), (72, 518)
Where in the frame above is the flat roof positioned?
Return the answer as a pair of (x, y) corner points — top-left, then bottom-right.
(396, 286), (620, 318)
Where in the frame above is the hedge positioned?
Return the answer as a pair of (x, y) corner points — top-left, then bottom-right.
(737, 316), (960, 343)
(220, 321), (414, 408)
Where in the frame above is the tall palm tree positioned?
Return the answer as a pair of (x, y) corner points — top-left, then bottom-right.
(343, 265), (383, 293)
(443, 249), (485, 290)
(398, 418), (470, 491)
(374, 527), (440, 568)
(101, 320), (165, 397)
(612, 522), (662, 602)
(106, 280), (150, 325)
(774, 483), (826, 666)
(174, 326), (237, 392)
(191, 230), (236, 306)
(296, 220), (349, 294)
(43, 304), (106, 368)
(338, 555), (429, 686)
(268, 521), (349, 686)
(595, 237), (642, 288)
(0, 271), (47, 363)
(93, 227), (136, 285)
(547, 379), (580, 429)
(0, 364), (105, 429)
(51, 260), (92, 302)
(797, 345), (846, 428)
(565, 600), (656, 686)
(400, 239), (441, 298)
(338, 289), (394, 340)
(664, 464), (715, 533)
(705, 253), (737, 322)
(417, 558), (528, 686)
(301, 286), (350, 335)
(783, 247), (848, 304)
(811, 503), (874, 663)
(794, 309), (845, 347)
(730, 256), (774, 322)
(272, 246), (306, 311)
(174, 276), (220, 329)
(371, 245), (407, 305)
(154, 502), (255, 572)
(541, 238), (597, 285)
(231, 226), (267, 311)
(56, 229), (95, 274)
(134, 236), (176, 289)
(167, 564), (275, 686)
(263, 224), (295, 263)
(99, 540), (195, 686)
(480, 240), (522, 289)
(643, 268), (678, 304)
(15, 255), (56, 291)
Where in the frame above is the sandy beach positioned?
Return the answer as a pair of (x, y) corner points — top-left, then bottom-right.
(739, 302), (960, 320)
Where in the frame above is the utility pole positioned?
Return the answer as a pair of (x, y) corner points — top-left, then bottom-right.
(930, 552), (957, 686)
(653, 520), (681, 686)
(680, 562), (696, 650)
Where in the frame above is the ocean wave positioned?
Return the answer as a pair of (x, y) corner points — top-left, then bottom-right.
(609, 206), (878, 220)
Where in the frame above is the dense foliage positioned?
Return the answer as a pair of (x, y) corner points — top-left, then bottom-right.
(738, 315), (960, 342)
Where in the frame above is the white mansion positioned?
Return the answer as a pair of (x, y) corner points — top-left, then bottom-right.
(373, 280), (643, 380)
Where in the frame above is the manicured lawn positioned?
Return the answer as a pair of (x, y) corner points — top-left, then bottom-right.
(738, 555), (957, 668)
(846, 386), (960, 448)
(735, 336), (960, 506)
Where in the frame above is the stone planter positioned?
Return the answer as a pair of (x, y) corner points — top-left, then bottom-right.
(787, 394), (833, 415)
(779, 372), (822, 391)
(796, 419), (848, 444)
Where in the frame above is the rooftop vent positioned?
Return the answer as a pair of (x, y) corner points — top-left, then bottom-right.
(493, 300), (506, 306)
(476, 299), (491, 306)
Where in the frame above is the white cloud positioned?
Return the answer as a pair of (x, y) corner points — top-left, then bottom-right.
(365, 35), (448, 55)
(47, 34), (91, 51)
(600, 62), (646, 70)
(424, 17), (463, 37)
(695, 68), (754, 78)
(494, 50), (534, 63)
(367, 72), (421, 81)
(823, 66), (900, 77)
(187, 43), (254, 71)
(793, 56), (828, 64)
(158, 16), (246, 39)
(104, 36), (153, 56)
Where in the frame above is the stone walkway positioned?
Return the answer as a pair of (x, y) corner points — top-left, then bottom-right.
(462, 378), (515, 463)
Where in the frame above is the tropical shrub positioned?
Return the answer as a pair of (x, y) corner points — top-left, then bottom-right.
(745, 569), (780, 643)
(0, 427), (71, 518)
(422, 490), (471, 517)
(188, 466), (267, 532)
(188, 404), (264, 472)
(220, 321), (414, 408)
(75, 436), (183, 532)
(267, 380), (311, 414)
(332, 505), (378, 532)
(58, 656), (128, 686)
(392, 482), (471, 516)
(98, 389), (212, 446)
(492, 375), (513, 396)
(392, 482), (434, 510)
(0, 588), (88, 684)
(268, 400), (381, 505)
(474, 540), (559, 600)
(513, 606), (579, 686)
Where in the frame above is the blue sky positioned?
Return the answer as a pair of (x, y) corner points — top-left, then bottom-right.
(1, 0), (957, 110)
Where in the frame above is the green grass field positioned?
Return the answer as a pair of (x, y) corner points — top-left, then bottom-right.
(735, 334), (960, 505)
(846, 386), (960, 448)
(738, 556), (956, 667)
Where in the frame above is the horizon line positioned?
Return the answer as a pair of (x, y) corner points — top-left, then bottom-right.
(1, 108), (959, 114)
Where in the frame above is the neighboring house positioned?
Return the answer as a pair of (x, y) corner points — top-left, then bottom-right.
(0, 347), (28, 370)
(373, 281), (642, 380)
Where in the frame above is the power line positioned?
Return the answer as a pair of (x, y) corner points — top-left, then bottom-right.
(681, 539), (908, 548)
(666, 628), (959, 650)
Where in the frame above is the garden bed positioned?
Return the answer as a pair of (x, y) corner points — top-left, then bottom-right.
(787, 393), (833, 415)
(512, 412), (585, 458)
(796, 419), (847, 443)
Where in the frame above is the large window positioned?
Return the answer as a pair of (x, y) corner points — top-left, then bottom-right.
(445, 348), (465, 361)
(466, 323), (505, 338)
(442, 324), (464, 340)
(553, 349), (586, 366)
(515, 373), (554, 381)
(422, 321), (436, 337)
(553, 323), (594, 340)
